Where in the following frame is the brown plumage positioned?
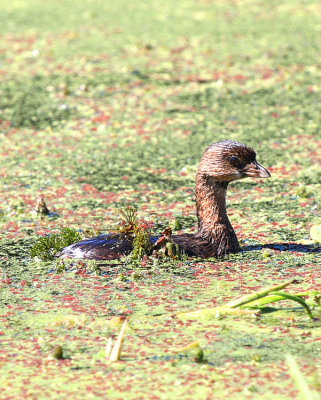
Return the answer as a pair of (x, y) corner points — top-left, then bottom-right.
(57, 140), (270, 260)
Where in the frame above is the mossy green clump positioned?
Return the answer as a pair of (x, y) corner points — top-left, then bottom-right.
(131, 228), (152, 260)
(30, 228), (82, 261)
(52, 345), (64, 360)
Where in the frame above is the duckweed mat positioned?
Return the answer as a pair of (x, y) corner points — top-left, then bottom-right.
(1, 0), (321, 398)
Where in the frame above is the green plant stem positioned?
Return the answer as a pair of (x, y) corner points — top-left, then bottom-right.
(225, 280), (296, 308)
(269, 292), (313, 319)
(243, 292), (314, 319)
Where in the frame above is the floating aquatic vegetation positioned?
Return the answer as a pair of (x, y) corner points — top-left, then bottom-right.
(35, 197), (50, 215)
(31, 228), (82, 261)
(1, 0), (321, 398)
(118, 206), (184, 261)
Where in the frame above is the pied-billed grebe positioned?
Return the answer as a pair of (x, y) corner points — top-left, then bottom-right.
(57, 140), (270, 259)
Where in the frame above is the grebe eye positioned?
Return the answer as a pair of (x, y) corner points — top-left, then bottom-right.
(229, 156), (241, 167)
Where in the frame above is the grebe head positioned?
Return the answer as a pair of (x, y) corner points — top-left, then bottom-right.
(197, 140), (271, 183)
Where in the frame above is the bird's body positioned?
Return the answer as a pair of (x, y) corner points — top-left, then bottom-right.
(57, 140), (270, 260)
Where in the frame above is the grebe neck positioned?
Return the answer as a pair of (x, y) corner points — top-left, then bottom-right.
(195, 175), (230, 237)
(195, 174), (240, 256)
